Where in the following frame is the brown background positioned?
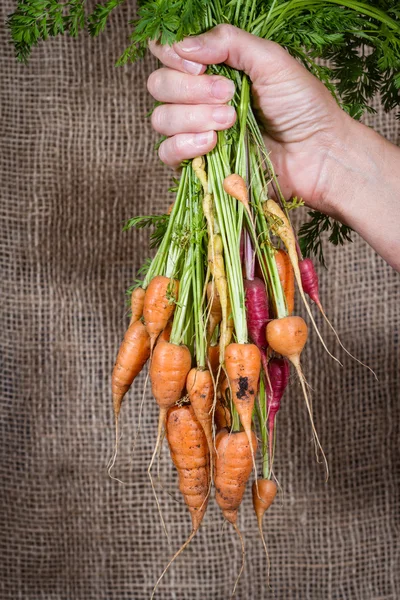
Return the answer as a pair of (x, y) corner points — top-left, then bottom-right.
(1, 2), (399, 598)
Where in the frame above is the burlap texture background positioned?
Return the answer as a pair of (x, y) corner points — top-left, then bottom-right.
(1, 2), (399, 598)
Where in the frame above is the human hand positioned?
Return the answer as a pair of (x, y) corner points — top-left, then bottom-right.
(147, 24), (350, 213)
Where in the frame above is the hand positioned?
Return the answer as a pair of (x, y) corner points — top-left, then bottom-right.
(147, 24), (349, 213)
(147, 25), (400, 270)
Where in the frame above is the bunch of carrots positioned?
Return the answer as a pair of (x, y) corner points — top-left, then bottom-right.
(110, 72), (373, 595)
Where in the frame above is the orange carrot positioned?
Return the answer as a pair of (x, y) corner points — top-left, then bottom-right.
(129, 287), (146, 325)
(167, 201), (174, 215)
(266, 316), (307, 369)
(111, 320), (151, 420)
(266, 316), (328, 477)
(215, 377), (231, 431)
(186, 368), (214, 459)
(166, 404), (210, 532)
(223, 174), (250, 213)
(225, 343), (261, 450)
(143, 276), (179, 349)
(149, 339), (192, 470)
(215, 428), (257, 593)
(275, 249), (295, 314)
(215, 428), (257, 524)
(151, 404), (210, 599)
(206, 280), (222, 342)
(252, 479), (277, 528)
(252, 478), (277, 565)
(158, 320), (172, 343)
(207, 344), (220, 379)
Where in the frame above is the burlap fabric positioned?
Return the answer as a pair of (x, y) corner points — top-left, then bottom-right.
(1, 2), (399, 598)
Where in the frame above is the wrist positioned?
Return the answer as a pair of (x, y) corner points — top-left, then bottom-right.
(320, 114), (400, 270)
(319, 115), (379, 220)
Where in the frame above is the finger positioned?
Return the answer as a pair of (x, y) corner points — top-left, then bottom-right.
(151, 104), (236, 136)
(149, 40), (206, 76)
(173, 24), (296, 83)
(147, 68), (235, 105)
(158, 132), (217, 168)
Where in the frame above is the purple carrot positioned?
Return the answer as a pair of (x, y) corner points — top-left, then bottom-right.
(299, 258), (378, 379)
(267, 357), (290, 463)
(244, 277), (269, 374)
(299, 258), (321, 307)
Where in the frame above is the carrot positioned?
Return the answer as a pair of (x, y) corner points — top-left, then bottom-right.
(225, 343), (261, 452)
(252, 478), (277, 563)
(167, 201), (174, 215)
(129, 287), (146, 325)
(267, 357), (290, 467)
(223, 174), (249, 210)
(112, 320), (151, 420)
(215, 376), (231, 431)
(186, 368), (214, 460)
(206, 280), (222, 342)
(252, 478), (277, 528)
(166, 404), (210, 532)
(215, 428), (257, 595)
(143, 275), (179, 349)
(148, 339), (192, 471)
(208, 234), (232, 357)
(266, 316), (328, 477)
(215, 428), (257, 523)
(244, 277), (269, 375)
(264, 199), (341, 365)
(299, 258), (377, 379)
(275, 249), (295, 314)
(158, 320), (172, 343)
(207, 344), (220, 379)
(151, 404), (210, 599)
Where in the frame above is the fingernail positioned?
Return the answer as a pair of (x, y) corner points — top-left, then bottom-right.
(182, 59), (203, 75)
(192, 131), (214, 147)
(177, 37), (202, 53)
(211, 79), (235, 100)
(212, 105), (236, 124)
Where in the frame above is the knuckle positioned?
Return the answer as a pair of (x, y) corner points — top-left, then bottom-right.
(158, 139), (170, 165)
(214, 23), (236, 40)
(151, 105), (165, 133)
(147, 70), (162, 98)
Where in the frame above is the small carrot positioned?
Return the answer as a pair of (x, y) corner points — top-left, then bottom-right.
(244, 277), (269, 375)
(215, 376), (231, 431)
(112, 320), (151, 420)
(207, 344), (220, 379)
(252, 478), (277, 562)
(267, 357), (290, 466)
(151, 404), (210, 599)
(129, 287), (146, 325)
(149, 339), (192, 471)
(158, 320), (172, 343)
(266, 316), (328, 477)
(186, 368), (214, 460)
(215, 428), (257, 595)
(206, 280), (222, 342)
(300, 258), (377, 379)
(223, 173), (248, 207)
(215, 428), (257, 524)
(143, 276), (179, 350)
(264, 199), (340, 365)
(275, 249), (295, 314)
(225, 343), (261, 454)
(166, 404), (210, 533)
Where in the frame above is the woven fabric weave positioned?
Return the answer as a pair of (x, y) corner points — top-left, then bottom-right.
(1, 3), (399, 598)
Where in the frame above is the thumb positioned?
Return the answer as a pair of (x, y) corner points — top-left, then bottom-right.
(174, 24), (296, 83)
